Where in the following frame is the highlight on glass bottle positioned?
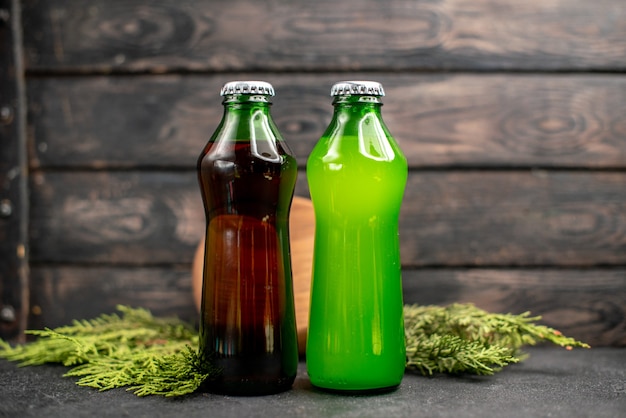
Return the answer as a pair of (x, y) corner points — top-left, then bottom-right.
(197, 81), (299, 396)
(306, 80), (408, 393)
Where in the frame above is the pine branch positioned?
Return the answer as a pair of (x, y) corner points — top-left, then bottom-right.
(405, 333), (519, 376)
(0, 306), (211, 397)
(403, 303), (589, 376)
(127, 347), (213, 397)
(66, 346), (212, 397)
(1, 304), (590, 396)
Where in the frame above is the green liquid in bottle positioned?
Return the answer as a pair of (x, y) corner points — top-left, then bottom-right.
(306, 82), (408, 393)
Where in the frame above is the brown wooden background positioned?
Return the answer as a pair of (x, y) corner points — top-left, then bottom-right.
(1, 0), (625, 345)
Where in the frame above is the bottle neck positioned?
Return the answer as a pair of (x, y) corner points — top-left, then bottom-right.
(323, 95), (388, 140)
(332, 94), (383, 107)
(213, 94), (282, 144)
(331, 94), (384, 118)
(219, 93), (273, 129)
(223, 93), (272, 107)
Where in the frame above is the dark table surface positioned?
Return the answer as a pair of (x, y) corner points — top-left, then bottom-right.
(1, 348), (624, 418)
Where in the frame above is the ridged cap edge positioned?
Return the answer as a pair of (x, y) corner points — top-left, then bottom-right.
(220, 81), (275, 96)
(330, 81), (385, 96)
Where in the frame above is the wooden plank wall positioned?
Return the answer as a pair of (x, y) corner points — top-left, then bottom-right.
(0, 0), (28, 342)
(12, 0), (626, 345)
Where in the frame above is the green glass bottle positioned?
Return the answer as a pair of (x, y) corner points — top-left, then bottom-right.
(306, 81), (408, 393)
(197, 81), (299, 395)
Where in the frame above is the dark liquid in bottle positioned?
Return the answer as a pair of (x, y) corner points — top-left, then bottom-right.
(197, 141), (298, 396)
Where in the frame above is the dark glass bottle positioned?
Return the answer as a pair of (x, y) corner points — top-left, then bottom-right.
(197, 81), (298, 396)
(306, 81), (408, 393)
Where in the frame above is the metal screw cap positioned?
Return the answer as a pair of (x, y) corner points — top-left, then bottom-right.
(330, 81), (385, 97)
(220, 81), (275, 96)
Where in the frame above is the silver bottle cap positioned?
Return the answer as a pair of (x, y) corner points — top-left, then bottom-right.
(220, 81), (275, 96)
(330, 81), (385, 97)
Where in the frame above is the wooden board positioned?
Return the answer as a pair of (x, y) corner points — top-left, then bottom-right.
(402, 171), (626, 267)
(28, 170), (311, 264)
(0, 0), (28, 342)
(15, 0), (626, 348)
(21, 0), (626, 72)
(27, 74), (626, 169)
(29, 170), (626, 267)
(402, 268), (626, 346)
(28, 266), (626, 347)
(28, 266), (197, 331)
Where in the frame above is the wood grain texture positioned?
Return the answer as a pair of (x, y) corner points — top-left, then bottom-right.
(28, 74), (626, 169)
(0, 0), (28, 342)
(28, 266), (626, 347)
(402, 171), (626, 267)
(29, 170), (626, 267)
(402, 268), (626, 346)
(21, 0), (626, 72)
(28, 266), (198, 331)
(28, 170), (311, 265)
(15, 0), (626, 348)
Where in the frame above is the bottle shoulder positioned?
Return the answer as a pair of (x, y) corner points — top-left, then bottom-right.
(199, 141), (297, 168)
(308, 132), (406, 166)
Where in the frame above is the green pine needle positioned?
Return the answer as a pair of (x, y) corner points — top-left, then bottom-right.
(403, 303), (590, 376)
(0, 306), (213, 397)
(65, 346), (212, 397)
(0, 303), (589, 397)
